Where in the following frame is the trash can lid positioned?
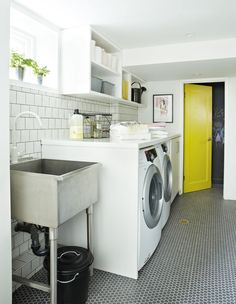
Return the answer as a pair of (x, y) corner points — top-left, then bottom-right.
(44, 246), (93, 275)
(57, 246), (93, 275)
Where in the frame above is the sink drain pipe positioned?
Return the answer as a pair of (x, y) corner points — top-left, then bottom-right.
(15, 222), (49, 256)
(13, 227), (58, 304)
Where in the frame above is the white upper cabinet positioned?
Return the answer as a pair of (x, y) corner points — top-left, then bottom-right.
(60, 25), (122, 100)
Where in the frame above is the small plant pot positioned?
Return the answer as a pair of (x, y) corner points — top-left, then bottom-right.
(37, 75), (43, 85)
(16, 67), (25, 81)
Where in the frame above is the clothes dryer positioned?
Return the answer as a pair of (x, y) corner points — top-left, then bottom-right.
(138, 146), (163, 270)
(156, 142), (173, 229)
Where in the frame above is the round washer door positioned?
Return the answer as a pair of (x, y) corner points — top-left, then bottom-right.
(142, 164), (163, 229)
(163, 154), (173, 202)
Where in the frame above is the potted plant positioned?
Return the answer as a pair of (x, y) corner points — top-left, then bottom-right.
(31, 62), (50, 85)
(10, 51), (28, 81)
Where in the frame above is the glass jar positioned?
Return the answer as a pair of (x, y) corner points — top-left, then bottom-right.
(93, 115), (103, 138)
(83, 116), (93, 139)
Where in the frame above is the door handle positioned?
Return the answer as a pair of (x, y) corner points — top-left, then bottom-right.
(208, 137), (212, 141)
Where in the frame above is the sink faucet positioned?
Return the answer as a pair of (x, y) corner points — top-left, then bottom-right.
(11, 111), (42, 163)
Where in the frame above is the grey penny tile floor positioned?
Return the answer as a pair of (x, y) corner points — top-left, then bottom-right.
(13, 188), (236, 303)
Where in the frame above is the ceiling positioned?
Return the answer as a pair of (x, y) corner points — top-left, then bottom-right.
(13, 0), (236, 49)
(126, 58), (236, 81)
(12, 0), (236, 81)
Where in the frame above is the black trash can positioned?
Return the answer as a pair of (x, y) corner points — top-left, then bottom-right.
(44, 246), (94, 304)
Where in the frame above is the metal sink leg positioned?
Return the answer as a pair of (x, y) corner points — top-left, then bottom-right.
(49, 228), (58, 304)
(87, 205), (94, 276)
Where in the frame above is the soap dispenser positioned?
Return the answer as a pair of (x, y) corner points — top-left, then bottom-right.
(69, 109), (84, 139)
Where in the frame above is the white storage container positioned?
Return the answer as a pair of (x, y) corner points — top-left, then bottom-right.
(95, 46), (102, 64)
(106, 53), (112, 69)
(91, 40), (96, 61)
(111, 55), (117, 72)
(102, 49), (108, 66)
(91, 39), (96, 47)
(91, 76), (102, 92)
(101, 81), (115, 96)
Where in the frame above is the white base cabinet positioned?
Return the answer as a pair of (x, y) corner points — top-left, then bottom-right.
(42, 140), (140, 279)
(170, 137), (180, 203)
(42, 136), (180, 279)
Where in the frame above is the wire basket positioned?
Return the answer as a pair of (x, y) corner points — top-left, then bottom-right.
(81, 113), (112, 139)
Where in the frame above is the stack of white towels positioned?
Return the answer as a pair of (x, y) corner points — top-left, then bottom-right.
(148, 123), (168, 138)
(110, 122), (169, 141)
(110, 122), (151, 141)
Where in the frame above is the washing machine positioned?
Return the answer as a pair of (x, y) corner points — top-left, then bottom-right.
(156, 141), (173, 229)
(138, 146), (163, 270)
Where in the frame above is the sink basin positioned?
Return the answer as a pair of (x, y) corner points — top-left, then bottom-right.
(10, 159), (99, 228)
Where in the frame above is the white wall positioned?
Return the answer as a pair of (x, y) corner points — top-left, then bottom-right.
(140, 78), (236, 201)
(0, 0), (12, 303)
(139, 80), (182, 133)
(224, 78), (236, 200)
(139, 80), (184, 193)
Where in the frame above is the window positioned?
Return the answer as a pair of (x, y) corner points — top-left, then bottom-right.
(10, 7), (59, 88)
(10, 27), (35, 57)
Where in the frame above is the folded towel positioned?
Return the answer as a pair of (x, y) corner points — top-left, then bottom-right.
(110, 122), (151, 141)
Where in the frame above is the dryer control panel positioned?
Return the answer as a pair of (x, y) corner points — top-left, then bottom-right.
(145, 148), (157, 162)
(161, 143), (168, 153)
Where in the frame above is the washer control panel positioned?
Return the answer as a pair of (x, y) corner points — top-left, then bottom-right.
(145, 148), (157, 162)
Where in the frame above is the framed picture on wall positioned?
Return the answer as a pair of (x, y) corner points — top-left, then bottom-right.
(153, 94), (173, 123)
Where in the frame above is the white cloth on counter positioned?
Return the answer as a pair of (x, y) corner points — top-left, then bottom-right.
(150, 132), (168, 138)
(110, 122), (151, 141)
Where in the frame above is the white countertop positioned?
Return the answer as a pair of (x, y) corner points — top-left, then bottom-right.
(42, 134), (181, 149)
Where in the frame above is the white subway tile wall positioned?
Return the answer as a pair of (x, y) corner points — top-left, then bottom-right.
(10, 82), (138, 292)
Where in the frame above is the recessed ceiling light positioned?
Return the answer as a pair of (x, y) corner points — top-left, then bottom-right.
(185, 33), (193, 38)
(192, 73), (203, 77)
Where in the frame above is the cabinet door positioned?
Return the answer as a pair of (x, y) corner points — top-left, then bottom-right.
(61, 27), (91, 94)
(171, 138), (180, 203)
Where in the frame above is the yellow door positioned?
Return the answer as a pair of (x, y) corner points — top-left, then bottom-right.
(184, 84), (212, 193)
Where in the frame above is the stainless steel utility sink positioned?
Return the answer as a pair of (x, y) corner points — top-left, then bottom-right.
(10, 159), (99, 228)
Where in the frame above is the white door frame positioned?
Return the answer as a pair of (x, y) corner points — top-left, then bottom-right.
(0, 0), (11, 303)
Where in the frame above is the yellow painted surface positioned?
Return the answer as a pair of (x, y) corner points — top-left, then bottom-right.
(122, 80), (129, 100)
(184, 84), (212, 193)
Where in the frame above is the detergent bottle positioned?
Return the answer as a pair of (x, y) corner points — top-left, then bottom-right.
(69, 109), (83, 139)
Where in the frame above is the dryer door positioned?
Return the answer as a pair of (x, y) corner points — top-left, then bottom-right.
(142, 164), (163, 229)
(163, 154), (173, 202)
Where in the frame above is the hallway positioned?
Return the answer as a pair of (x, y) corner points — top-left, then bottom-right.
(13, 188), (236, 303)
